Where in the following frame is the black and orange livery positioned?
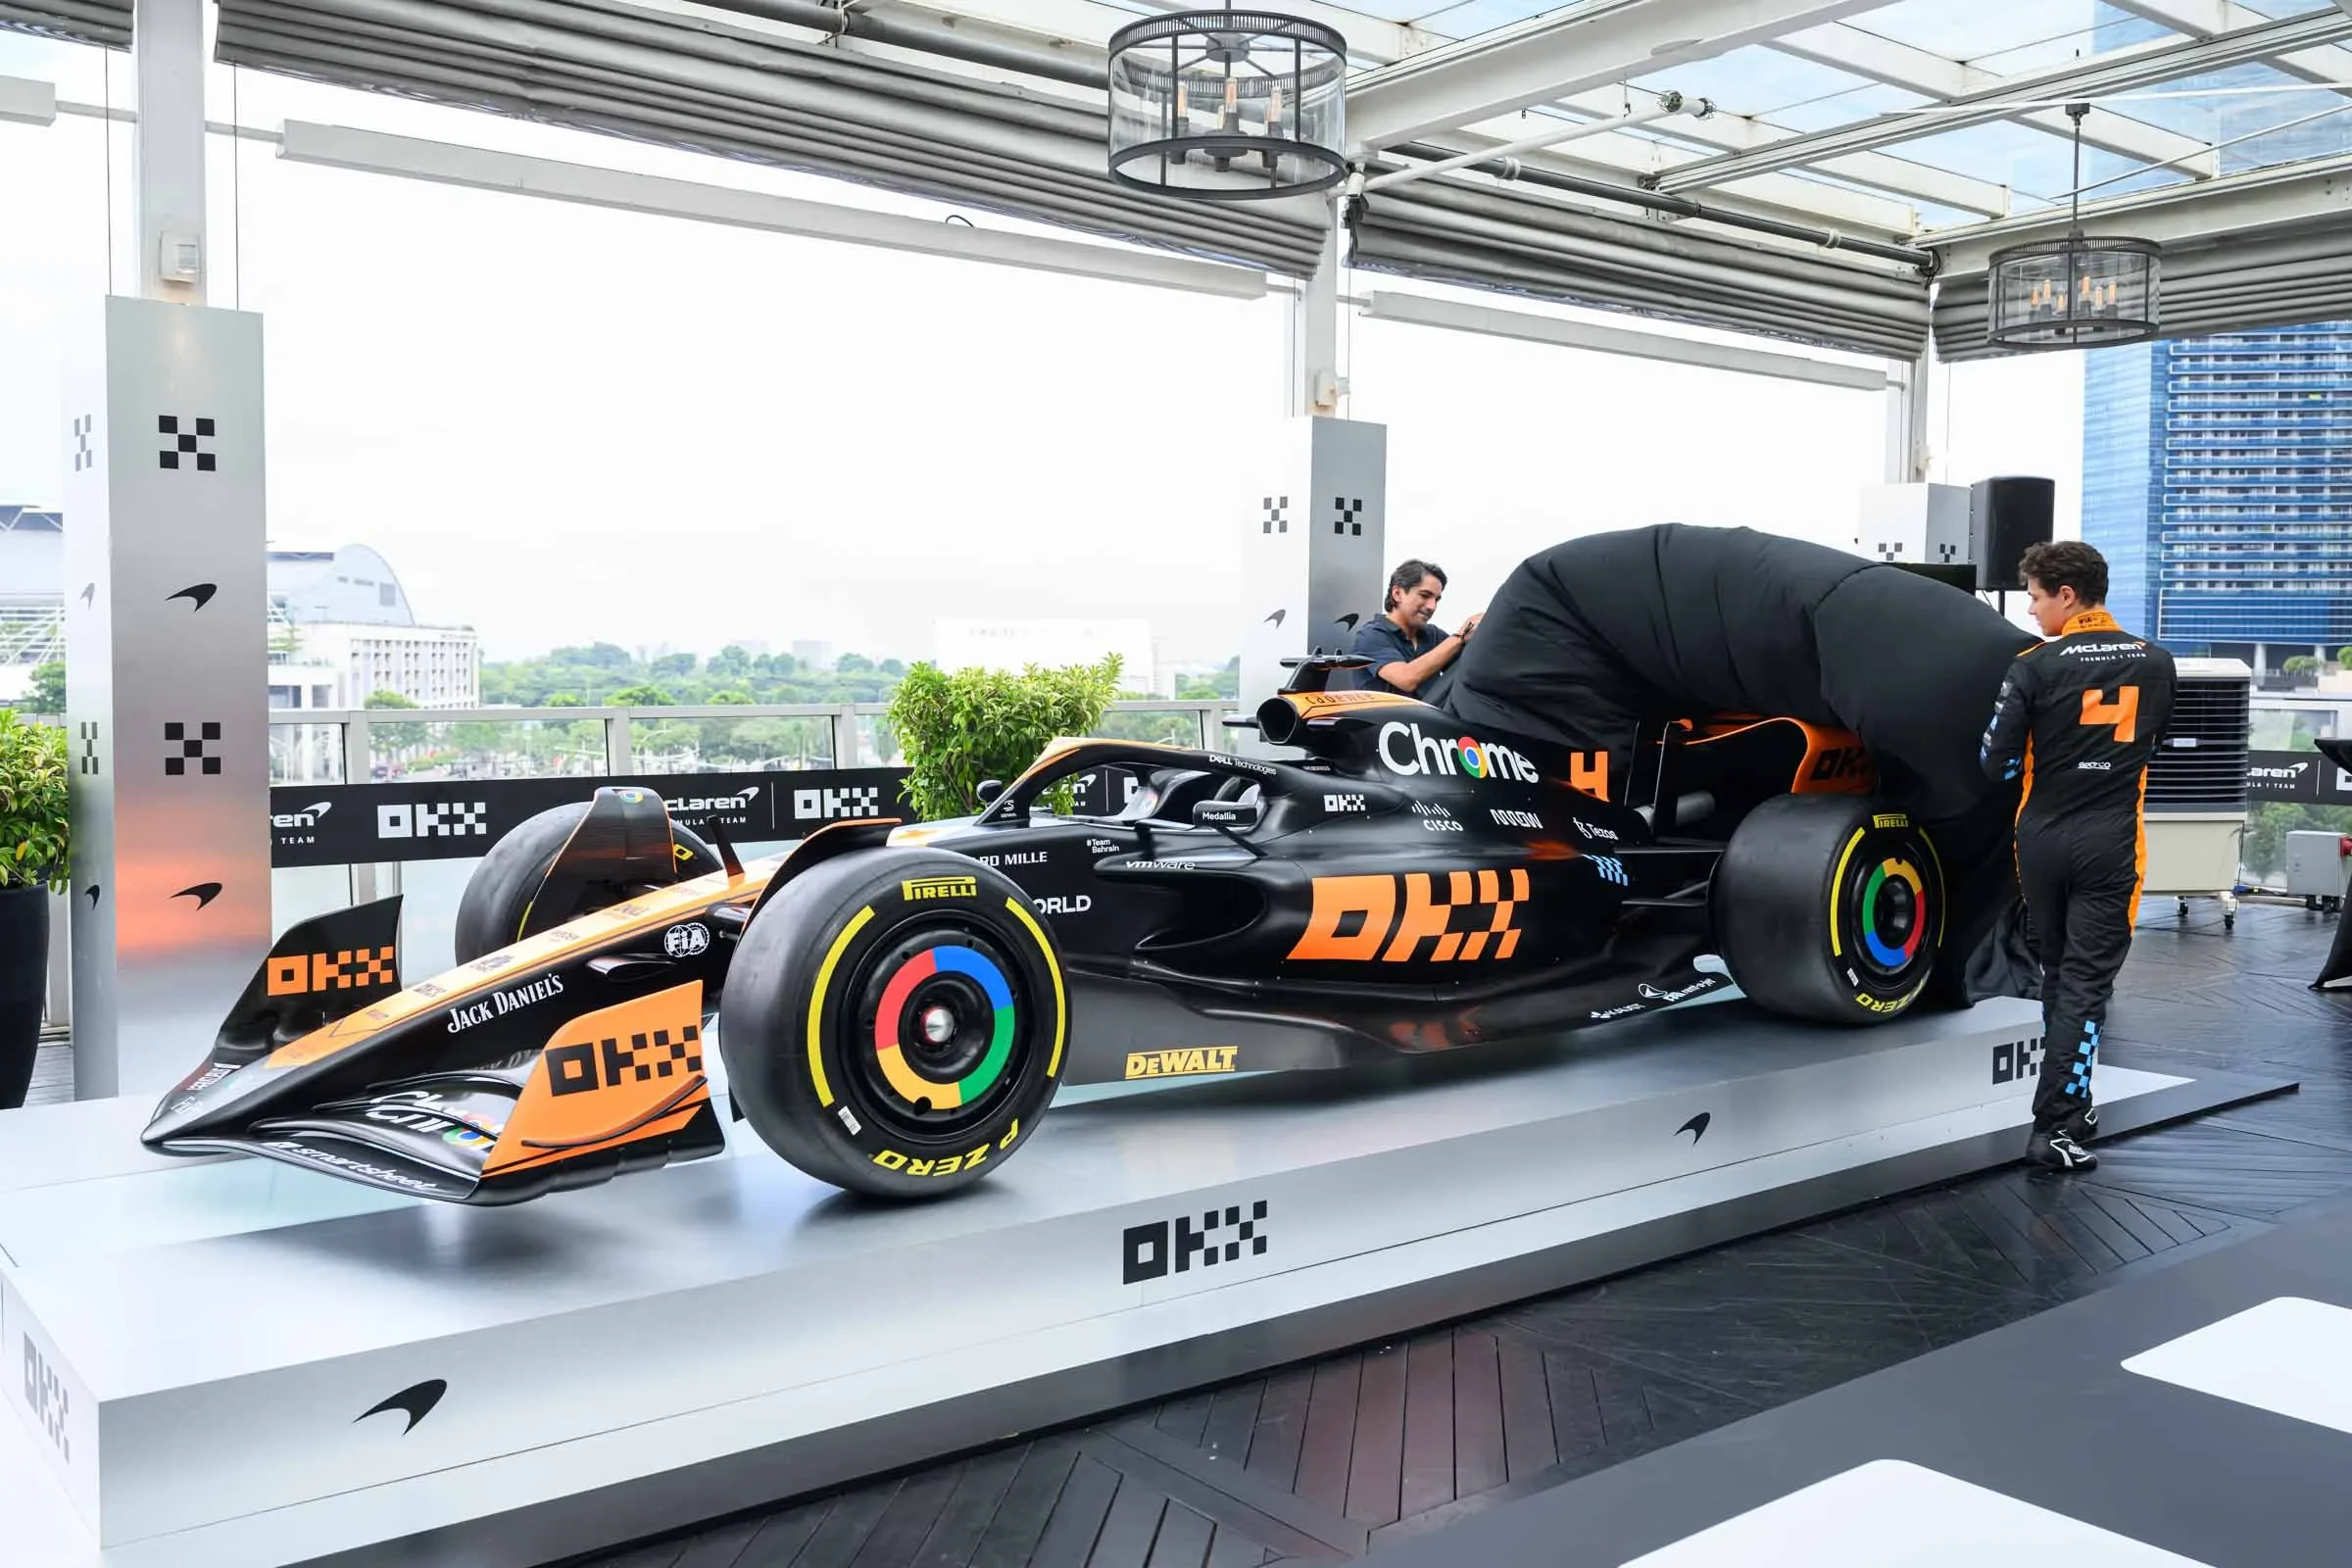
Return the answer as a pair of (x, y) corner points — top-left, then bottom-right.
(143, 658), (1952, 1202)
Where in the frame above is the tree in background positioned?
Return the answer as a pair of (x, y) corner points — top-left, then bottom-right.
(887, 656), (1121, 819)
(364, 689), (419, 709)
(20, 662), (65, 715)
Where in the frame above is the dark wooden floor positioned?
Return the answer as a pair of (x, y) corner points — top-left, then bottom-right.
(567, 899), (2352, 1568)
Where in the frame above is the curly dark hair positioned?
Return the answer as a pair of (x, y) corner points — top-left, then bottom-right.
(2018, 539), (2107, 606)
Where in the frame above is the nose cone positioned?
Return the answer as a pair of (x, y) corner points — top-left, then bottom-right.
(139, 1055), (274, 1149)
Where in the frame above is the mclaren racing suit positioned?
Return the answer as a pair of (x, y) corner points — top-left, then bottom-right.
(1979, 610), (2176, 1137)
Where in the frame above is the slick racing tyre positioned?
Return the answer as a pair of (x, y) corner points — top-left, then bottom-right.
(1714, 795), (1944, 1026)
(453, 801), (719, 964)
(720, 848), (1066, 1200)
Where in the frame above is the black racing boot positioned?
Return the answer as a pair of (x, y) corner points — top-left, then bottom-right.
(2024, 1124), (2097, 1172)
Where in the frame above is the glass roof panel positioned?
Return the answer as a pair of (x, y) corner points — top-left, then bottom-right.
(1884, 118), (2159, 206)
(1846, 0), (2128, 69)
(2096, 62), (2352, 173)
(1407, 0), (1575, 39)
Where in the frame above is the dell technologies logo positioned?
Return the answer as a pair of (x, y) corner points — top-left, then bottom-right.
(1123, 1200), (1269, 1283)
(1377, 722), (1540, 784)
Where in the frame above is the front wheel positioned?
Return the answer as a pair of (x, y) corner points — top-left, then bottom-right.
(719, 848), (1067, 1199)
(1714, 795), (1944, 1025)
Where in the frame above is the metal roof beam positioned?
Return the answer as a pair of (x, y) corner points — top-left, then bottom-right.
(2103, 0), (2352, 91)
(1659, 7), (2352, 192)
(1541, 86), (2008, 212)
(1773, 23), (2217, 173)
(1344, 0), (1900, 154)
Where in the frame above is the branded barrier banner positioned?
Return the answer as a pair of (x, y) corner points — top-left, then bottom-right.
(269, 762), (1145, 867)
(2246, 748), (2347, 805)
(269, 768), (912, 867)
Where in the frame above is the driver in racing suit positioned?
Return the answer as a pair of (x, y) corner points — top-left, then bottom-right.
(1979, 540), (2176, 1173)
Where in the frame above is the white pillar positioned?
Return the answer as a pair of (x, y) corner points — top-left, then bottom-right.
(1239, 417), (1390, 729)
(65, 299), (271, 1098)
(1884, 349), (1933, 485)
(134, 0), (208, 303)
(1285, 205), (1346, 418)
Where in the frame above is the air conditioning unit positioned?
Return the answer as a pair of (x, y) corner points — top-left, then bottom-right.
(2143, 657), (2251, 927)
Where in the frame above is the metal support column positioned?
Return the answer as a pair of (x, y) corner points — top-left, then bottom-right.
(1286, 203), (1347, 419)
(1238, 418), (1390, 731)
(64, 3), (270, 1097)
(1885, 349), (1934, 485)
(134, 0), (208, 304)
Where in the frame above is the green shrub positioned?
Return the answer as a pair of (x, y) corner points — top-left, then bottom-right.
(887, 657), (1122, 821)
(0, 711), (68, 893)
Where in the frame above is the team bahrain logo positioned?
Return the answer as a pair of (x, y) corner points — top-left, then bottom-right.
(1289, 869), (1531, 963)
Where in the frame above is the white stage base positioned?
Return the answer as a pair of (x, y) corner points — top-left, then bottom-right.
(0, 997), (2200, 1567)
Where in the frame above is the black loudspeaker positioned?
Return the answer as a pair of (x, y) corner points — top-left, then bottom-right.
(1970, 475), (2054, 591)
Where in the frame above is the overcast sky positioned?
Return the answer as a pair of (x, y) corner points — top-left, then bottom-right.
(0, 26), (2084, 669)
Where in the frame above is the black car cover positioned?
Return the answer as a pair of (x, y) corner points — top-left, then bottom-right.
(1442, 523), (2042, 1005)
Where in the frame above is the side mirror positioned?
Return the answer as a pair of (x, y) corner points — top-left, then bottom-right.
(976, 779), (1004, 805)
(1194, 799), (1261, 832)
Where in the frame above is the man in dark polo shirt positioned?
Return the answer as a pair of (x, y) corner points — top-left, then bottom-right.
(1348, 559), (1482, 697)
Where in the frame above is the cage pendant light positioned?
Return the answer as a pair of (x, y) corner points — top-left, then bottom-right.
(1987, 103), (2161, 350)
(1106, 6), (1348, 201)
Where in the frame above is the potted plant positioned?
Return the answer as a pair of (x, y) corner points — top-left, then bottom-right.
(886, 656), (1123, 820)
(0, 710), (68, 1110)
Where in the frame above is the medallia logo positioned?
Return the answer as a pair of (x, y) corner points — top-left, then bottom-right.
(1377, 722), (1540, 784)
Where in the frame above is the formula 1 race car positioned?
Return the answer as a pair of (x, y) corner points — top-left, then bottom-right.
(141, 658), (1947, 1203)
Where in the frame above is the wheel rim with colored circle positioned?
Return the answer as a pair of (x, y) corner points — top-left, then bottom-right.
(848, 922), (1029, 1138)
(1838, 833), (1936, 987)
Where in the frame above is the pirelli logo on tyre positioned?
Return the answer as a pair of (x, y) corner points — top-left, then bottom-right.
(901, 875), (977, 903)
(268, 946), (396, 996)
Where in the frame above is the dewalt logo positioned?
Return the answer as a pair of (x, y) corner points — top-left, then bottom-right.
(268, 946), (396, 997)
(1125, 1047), (1239, 1080)
(902, 875), (977, 903)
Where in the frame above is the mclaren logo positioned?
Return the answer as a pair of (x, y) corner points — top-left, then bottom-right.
(356, 1378), (448, 1435)
(1638, 977), (1723, 1004)
(1377, 722), (1541, 784)
(271, 800), (333, 830)
(1677, 1112), (1711, 1144)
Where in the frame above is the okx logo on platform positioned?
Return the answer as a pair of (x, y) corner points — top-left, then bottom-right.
(377, 802), (488, 840)
(1123, 1200), (1270, 1283)
(1377, 722), (1540, 784)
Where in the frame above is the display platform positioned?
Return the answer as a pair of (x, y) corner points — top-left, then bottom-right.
(1360, 1192), (2352, 1568)
(0, 996), (2289, 1568)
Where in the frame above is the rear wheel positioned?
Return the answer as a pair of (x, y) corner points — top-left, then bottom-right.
(1714, 795), (1943, 1025)
(453, 801), (718, 964)
(719, 848), (1066, 1199)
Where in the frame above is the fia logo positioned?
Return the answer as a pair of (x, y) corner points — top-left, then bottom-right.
(1123, 1200), (1269, 1283)
(662, 922), (710, 957)
(1993, 1036), (2045, 1085)
(22, 1336), (69, 1461)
